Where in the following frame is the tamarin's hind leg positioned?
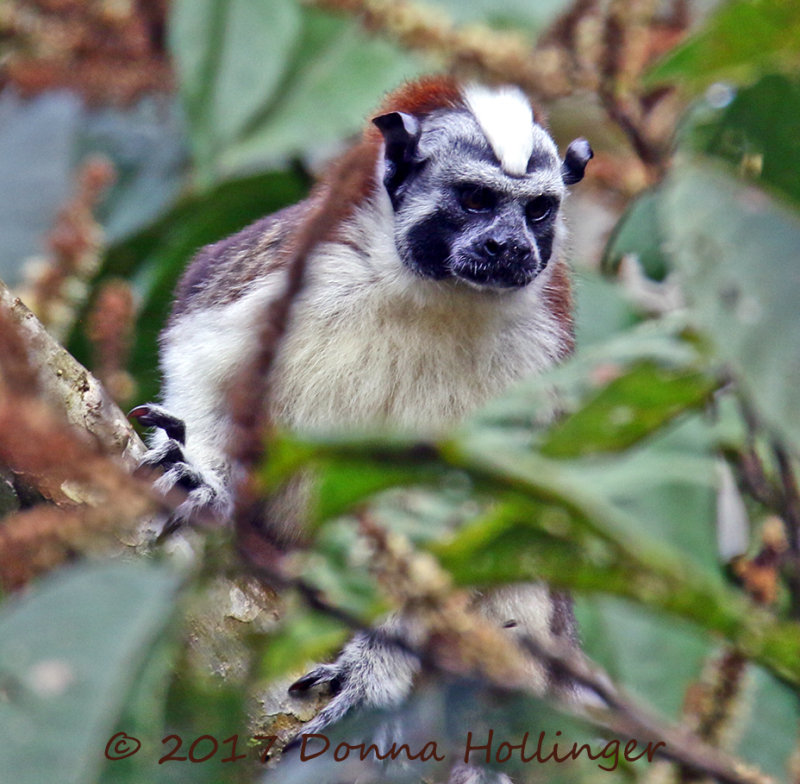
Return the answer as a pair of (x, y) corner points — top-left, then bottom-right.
(287, 626), (420, 738)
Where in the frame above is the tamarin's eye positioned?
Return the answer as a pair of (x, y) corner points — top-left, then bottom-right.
(526, 195), (555, 224)
(457, 185), (497, 213)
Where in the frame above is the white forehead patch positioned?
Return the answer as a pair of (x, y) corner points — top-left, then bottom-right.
(462, 84), (535, 176)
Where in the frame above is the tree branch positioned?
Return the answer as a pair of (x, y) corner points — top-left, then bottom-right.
(0, 278), (145, 465)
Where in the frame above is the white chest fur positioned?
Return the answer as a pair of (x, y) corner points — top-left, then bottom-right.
(269, 249), (566, 434)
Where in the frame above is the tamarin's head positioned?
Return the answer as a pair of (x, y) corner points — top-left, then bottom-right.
(371, 81), (592, 290)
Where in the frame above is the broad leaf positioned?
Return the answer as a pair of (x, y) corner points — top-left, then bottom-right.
(601, 188), (670, 280)
(539, 361), (716, 458)
(298, 519), (389, 620)
(434, 437), (800, 687)
(662, 161), (800, 453)
(576, 596), (710, 720)
(733, 664), (800, 781)
(262, 433), (449, 528)
(0, 562), (181, 784)
(648, 0), (800, 91)
(688, 73), (800, 210)
(218, 10), (422, 179)
(574, 270), (641, 346)
(474, 313), (703, 441)
(170, 0), (302, 183)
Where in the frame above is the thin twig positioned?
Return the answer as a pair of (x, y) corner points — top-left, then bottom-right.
(598, 0), (666, 170)
(735, 393), (800, 618)
(678, 649), (748, 784)
(519, 634), (771, 784)
(774, 443), (800, 552)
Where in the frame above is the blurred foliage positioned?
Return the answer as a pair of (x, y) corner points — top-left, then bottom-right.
(170, 0), (424, 184)
(2, 1), (800, 784)
(608, 70), (800, 455)
(688, 73), (800, 208)
(0, 563), (182, 784)
(648, 0), (800, 92)
(602, 189), (670, 280)
(664, 161), (800, 455)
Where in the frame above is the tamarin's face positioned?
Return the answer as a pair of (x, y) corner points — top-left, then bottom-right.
(374, 86), (592, 290)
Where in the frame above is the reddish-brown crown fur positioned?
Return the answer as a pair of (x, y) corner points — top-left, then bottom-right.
(316, 75), (464, 217)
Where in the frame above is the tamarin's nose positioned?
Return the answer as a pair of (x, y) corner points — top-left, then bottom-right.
(483, 236), (533, 264)
(483, 237), (506, 257)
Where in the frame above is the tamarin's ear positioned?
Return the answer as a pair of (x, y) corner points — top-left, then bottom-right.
(561, 138), (593, 185)
(373, 111), (421, 205)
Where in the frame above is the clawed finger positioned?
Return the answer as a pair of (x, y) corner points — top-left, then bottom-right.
(129, 403), (187, 445)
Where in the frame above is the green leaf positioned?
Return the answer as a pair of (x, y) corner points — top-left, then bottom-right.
(0, 562), (181, 784)
(299, 519), (388, 619)
(262, 433), (448, 527)
(314, 458), (449, 525)
(474, 313), (702, 439)
(687, 73), (800, 210)
(662, 160), (800, 453)
(733, 664), (800, 781)
(170, 3), (423, 180)
(218, 10), (422, 178)
(433, 488), (800, 684)
(96, 636), (181, 784)
(550, 416), (721, 572)
(574, 270), (641, 346)
(647, 0), (800, 91)
(575, 596), (710, 720)
(256, 426), (800, 687)
(170, 0), (302, 183)
(601, 188), (670, 281)
(434, 436), (800, 687)
(539, 361), (717, 458)
(104, 672), (251, 784)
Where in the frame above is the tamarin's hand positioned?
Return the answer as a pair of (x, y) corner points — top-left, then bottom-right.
(130, 403), (231, 534)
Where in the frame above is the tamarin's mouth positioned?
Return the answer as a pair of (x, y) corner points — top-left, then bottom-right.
(449, 256), (539, 290)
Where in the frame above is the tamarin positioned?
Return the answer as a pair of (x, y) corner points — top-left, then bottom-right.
(132, 76), (593, 739)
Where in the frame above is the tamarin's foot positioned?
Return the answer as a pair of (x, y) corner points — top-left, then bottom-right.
(287, 627), (419, 737)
